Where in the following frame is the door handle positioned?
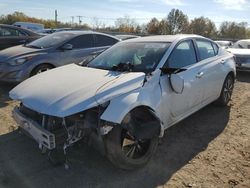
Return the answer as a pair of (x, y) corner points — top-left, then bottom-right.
(196, 72), (204, 78)
(220, 59), (225, 64)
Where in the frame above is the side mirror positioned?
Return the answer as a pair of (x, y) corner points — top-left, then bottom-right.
(61, 43), (73, 50)
(169, 74), (184, 94)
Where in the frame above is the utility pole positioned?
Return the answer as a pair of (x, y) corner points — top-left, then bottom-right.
(55, 10), (58, 27)
(76, 16), (82, 25)
(71, 16), (74, 27)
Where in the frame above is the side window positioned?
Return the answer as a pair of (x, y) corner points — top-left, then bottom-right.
(167, 40), (197, 68)
(0, 27), (25, 37)
(212, 43), (219, 55)
(68, 34), (94, 49)
(196, 40), (216, 61)
(95, 35), (118, 47)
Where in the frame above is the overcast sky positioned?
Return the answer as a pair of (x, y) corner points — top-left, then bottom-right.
(0, 0), (250, 27)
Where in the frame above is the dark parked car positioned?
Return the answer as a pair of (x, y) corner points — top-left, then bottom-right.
(0, 24), (41, 50)
(0, 31), (119, 82)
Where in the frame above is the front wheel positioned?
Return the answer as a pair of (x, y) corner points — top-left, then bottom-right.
(105, 126), (158, 170)
(216, 74), (234, 106)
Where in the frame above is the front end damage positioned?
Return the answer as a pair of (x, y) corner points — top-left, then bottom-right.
(13, 103), (114, 166)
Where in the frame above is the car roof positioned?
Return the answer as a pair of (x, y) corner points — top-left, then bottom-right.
(57, 30), (120, 40)
(122, 34), (205, 43)
(0, 24), (40, 36)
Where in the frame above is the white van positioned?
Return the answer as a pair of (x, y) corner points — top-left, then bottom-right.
(13, 22), (44, 32)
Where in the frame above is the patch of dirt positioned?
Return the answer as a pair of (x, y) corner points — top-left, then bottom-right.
(0, 72), (249, 188)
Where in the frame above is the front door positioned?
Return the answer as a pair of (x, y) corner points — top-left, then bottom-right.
(159, 40), (206, 125)
(57, 34), (96, 66)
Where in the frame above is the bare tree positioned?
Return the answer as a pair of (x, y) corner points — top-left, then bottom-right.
(115, 15), (137, 33)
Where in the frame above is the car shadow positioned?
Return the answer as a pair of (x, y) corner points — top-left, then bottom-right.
(0, 104), (230, 188)
(236, 71), (250, 83)
(0, 82), (16, 108)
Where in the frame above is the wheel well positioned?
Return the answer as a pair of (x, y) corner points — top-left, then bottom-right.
(30, 63), (55, 76)
(122, 106), (161, 139)
(228, 71), (235, 81)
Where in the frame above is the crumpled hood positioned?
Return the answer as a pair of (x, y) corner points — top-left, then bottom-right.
(9, 64), (145, 117)
(0, 45), (44, 62)
(227, 48), (250, 56)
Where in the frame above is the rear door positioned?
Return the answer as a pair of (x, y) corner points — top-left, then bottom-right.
(0, 26), (28, 50)
(194, 39), (225, 102)
(94, 34), (118, 51)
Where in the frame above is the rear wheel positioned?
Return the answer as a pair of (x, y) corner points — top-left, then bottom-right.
(216, 74), (234, 106)
(31, 64), (54, 76)
(105, 125), (158, 170)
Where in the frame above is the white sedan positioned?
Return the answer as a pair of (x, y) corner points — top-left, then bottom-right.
(10, 34), (236, 169)
(227, 39), (250, 71)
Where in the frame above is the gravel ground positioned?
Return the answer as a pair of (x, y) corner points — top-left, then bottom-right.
(0, 72), (249, 188)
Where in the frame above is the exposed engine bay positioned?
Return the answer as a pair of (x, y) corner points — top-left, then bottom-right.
(14, 103), (113, 168)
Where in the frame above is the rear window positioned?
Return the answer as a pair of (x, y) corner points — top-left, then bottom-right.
(95, 35), (118, 47)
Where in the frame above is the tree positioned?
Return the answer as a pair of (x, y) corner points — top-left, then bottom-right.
(115, 15), (137, 33)
(146, 18), (160, 34)
(158, 20), (170, 35)
(166, 9), (189, 34)
(189, 16), (217, 38)
(219, 21), (248, 40)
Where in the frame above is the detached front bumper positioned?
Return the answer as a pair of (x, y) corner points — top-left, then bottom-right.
(12, 107), (56, 150)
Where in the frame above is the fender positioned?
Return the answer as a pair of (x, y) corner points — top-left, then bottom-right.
(101, 86), (161, 124)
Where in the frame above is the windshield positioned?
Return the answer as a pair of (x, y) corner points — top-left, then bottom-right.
(232, 40), (250, 49)
(26, 32), (74, 49)
(88, 42), (170, 73)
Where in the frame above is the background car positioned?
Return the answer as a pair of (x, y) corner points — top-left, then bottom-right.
(227, 39), (250, 71)
(0, 31), (119, 82)
(13, 22), (44, 32)
(214, 40), (233, 49)
(0, 24), (41, 50)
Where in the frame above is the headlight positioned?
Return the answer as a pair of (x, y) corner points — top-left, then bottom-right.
(9, 56), (34, 66)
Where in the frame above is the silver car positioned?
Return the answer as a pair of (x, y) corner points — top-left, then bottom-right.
(10, 35), (236, 169)
(0, 31), (119, 82)
(227, 39), (250, 71)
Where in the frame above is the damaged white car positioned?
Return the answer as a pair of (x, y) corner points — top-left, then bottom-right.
(10, 35), (236, 170)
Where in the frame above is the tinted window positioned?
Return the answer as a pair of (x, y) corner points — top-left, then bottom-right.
(95, 35), (118, 47)
(0, 27), (25, 37)
(167, 40), (197, 68)
(69, 34), (94, 49)
(196, 40), (215, 60)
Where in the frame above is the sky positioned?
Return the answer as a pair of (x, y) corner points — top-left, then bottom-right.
(0, 0), (250, 28)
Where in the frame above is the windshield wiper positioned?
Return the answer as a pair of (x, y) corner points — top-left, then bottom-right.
(111, 62), (134, 72)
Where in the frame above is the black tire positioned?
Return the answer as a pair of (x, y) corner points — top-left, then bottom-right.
(216, 74), (234, 106)
(105, 125), (158, 170)
(31, 64), (53, 77)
